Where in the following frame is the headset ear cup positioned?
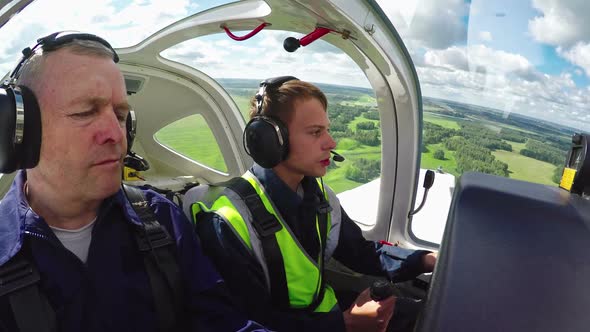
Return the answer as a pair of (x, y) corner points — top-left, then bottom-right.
(126, 111), (136, 154)
(244, 116), (289, 168)
(0, 85), (41, 173)
(0, 87), (17, 173)
(18, 85), (41, 169)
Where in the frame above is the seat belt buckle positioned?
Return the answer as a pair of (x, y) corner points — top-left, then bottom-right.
(245, 194), (283, 237)
(317, 201), (332, 214)
(0, 257), (41, 297)
(252, 214), (283, 237)
(245, 195), (283, 237)
(136, 222), (175, 251)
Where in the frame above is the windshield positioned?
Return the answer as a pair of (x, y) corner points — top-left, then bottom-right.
(379, 0), (589, 175)
(378, 0), (589, 243)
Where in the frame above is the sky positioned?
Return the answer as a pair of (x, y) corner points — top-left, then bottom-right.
(0, 0), (588, 130)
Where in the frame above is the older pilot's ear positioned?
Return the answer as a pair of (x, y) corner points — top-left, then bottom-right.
(0, 84), (42, 173)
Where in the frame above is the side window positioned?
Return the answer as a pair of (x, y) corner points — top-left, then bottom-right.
(217, 79), (254, 119)
(322, 89), (381, 228)
(154, 114), (228, 173)
(376, 0), (588, 244)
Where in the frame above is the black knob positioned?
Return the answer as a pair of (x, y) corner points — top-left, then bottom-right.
(283, 37), (301, 52)
(370, 280), (395, 301)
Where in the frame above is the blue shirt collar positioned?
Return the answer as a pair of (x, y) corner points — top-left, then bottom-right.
(0, 170), (143, 265)
(250, 163), (302, 209)
(250, 163), (321, 215)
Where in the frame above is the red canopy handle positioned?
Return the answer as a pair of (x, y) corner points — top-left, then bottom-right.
(222, 23), (270, 41)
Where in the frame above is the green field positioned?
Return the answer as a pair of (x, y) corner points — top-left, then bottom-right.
(324, 166), (361, 193)
(508, 141), (527, 153)
(420, 143), (458, 176)
(336, 138), (361, 150)
(348, 116), (380, 131)
(155, 88), (565, 191)
(340, 94), (377, 107)
(479, 118), (538, 135)
(232, 95), (252, 119)
(424, 113), (462, 130)
(325, 142), (381, 192)
(421, 114), (461, 176)
(424, 105), (444, 112)
(492, 150), (556, 185)
(339, 145), (381, 160)
(155, 110), (557, 190)
(155, 115), (227, 172)
(421, 116), (558, 184)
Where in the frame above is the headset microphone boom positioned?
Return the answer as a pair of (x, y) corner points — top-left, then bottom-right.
(330, 150), (345, 162)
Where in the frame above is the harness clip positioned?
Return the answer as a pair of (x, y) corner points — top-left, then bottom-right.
(0, 256), (41, 297)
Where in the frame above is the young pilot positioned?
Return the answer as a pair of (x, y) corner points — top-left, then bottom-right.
(184, 77), (436, 332)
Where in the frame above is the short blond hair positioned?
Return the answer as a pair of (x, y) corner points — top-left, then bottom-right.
(16, 39), (115, 94)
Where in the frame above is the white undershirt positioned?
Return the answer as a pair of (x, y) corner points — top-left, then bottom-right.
(50, 218), (96, 263)
(296, 183), (304, 198)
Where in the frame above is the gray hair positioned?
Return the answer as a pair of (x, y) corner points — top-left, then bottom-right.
(16, 39), (116, 93)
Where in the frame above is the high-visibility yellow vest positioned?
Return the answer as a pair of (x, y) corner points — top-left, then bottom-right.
(191, 171), (341, 312)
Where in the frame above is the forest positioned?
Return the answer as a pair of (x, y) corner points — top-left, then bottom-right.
(210, 79), (575, 190)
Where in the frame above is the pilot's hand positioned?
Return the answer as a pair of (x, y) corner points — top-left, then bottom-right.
(343, 288), (395, 332)
(422, 252), (438, 272)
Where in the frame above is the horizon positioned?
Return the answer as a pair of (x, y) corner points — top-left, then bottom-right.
(216, 77), (584, 133)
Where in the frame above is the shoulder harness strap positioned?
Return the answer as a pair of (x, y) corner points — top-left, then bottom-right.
(123, 184), (183, 332)
(216, 177), (290, 309)
(0, 248), (56, 332)
(307, 193), (330, 312)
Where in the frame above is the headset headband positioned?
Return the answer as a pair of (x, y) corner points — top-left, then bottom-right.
(255, 76), (298, 114)
(7, 31), (119, 85)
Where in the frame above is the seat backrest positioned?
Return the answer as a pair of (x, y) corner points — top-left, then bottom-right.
(416, 172), (590, 332)
(182, 184), (211, 221)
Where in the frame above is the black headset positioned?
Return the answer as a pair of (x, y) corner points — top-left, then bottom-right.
(0, 31), (132, 174)
(243, 76), (298, 168)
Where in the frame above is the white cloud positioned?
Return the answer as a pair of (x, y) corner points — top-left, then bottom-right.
(419, 65), (590, 129)
(558, 42), (590, 78)
(378, 0), (419, 27)
(377, 0), (468, 49)
(424, 45), (538, 81)
(1, 0), (586, 130)
(424, 46), (469, 71)
(418, 44), (590, 129)
(479, 31), (493, 42)
(0, 0), (192, 74)
(161, 38), (230, 65)
(528, 0), (590, 48)
(162, 31), (370, 88)
(527, 0), (590, 79)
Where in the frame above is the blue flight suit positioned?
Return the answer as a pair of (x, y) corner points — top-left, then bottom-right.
(0, 171), (268, 332)
(189, 164), (430, 332)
